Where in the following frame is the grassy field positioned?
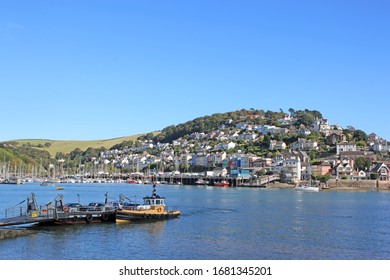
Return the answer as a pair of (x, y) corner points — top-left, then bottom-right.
(10, 134), (147, 156)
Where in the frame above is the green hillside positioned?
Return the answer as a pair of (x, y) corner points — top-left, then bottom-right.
(8, 135), (146, 156)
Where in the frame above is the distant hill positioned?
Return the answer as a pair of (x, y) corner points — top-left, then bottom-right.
(3, 135), (147, 157)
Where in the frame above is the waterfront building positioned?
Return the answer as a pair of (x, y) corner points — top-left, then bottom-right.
(316, 161), (333, 176)
(180, 153), (191, 164)
(230, 169), (250, 179)
(214, 152), (227, 163)
(332, 162), (354, 179)
(282, 157), (301, 183)
(192, 153), (210, 167)
(353, 170), (367, 179)
(251, 158), (272, 168)
(371, 163), (390, 181)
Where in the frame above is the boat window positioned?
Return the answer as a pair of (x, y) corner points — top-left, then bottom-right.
(156, 200), (160, 205)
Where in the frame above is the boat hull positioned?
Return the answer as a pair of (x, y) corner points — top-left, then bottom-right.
(38, 210), (117, 225)
(116, 209), (180, 222)
(294, 186), (319, 192)
(214, 183), (229, 187)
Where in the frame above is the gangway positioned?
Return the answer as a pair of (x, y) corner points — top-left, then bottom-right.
(0, 193), (56, 227)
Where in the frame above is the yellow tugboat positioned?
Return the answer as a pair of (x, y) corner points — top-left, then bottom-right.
(116, 185), (180, 222)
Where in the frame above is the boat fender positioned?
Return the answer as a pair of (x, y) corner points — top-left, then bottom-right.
(101, 213), (109, 221)
(63, 206), (69, 212)
(86, 214), (93, 223)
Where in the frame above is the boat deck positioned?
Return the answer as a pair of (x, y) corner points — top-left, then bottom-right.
(0, 214), (55, 227)
(0, 208), (117, 227)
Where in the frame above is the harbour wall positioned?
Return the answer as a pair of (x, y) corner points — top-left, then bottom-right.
(0, 229), (36, 240)
(324, 179), (390, 191)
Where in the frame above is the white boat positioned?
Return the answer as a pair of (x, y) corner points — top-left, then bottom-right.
(295, 159), (319, 192)
(295, 181), (319, 192)
(195, 179), (209, 185)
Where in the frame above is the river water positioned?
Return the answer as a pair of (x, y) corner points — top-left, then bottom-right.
(1, 183), (389, 260)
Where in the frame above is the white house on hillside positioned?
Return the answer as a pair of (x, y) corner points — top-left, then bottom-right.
(292, 138), (318, 151)
(336, 143), (357, 155)
(269, 140), (286, 150)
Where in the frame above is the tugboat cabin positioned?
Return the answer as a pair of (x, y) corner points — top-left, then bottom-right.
(142, 185), (165, 211)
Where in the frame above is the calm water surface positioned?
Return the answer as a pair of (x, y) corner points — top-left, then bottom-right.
(1, 183), (389, 260)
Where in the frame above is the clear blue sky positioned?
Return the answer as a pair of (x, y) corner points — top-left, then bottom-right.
(1, 0), (389, 141)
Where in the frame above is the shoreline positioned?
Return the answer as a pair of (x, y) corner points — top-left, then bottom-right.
(266, 179), (390, 191)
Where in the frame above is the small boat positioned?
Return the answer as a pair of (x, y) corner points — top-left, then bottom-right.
(195, 179), (209, 185)
(127, 179), (137, 184)
(295, 161), (319, 192)
(40, 180), (56, 186)
(116, 185), (180, 222)
(214, 180), (229, 187)
(1, 178), (24, 185)
(55, 186), (64, 190)
(294, 180), (319, 192)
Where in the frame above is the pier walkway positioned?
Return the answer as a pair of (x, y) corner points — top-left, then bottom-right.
(0, 204), (56, 227)
(0, 215), (55, 227)
(128, 174), (280, 187)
